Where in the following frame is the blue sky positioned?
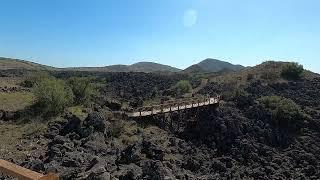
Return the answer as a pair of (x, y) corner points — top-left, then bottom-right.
(0, 0), (319, 72)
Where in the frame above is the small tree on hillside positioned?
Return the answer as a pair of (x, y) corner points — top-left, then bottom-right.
(173, 80), (192, 97)
(67, 77), (94, 104)
(34, 78), (74, 115)
(281, 62), (304, 80)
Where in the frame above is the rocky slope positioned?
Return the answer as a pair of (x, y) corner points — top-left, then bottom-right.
(1, 77), (317, 179)
(0, 57), (54, 71)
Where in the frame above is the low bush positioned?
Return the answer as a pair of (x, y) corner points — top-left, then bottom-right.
(281, 62), (304, 80)
(258, 96), (306, 130)
(34, 78), (74, 116)
(173, 80), (192, 97)
(222, 87), (245, 101)
(220, 81), (247, 102)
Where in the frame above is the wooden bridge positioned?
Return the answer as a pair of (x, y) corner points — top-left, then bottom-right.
(126, 95), (220, 117)
(0, 159), (58, 180)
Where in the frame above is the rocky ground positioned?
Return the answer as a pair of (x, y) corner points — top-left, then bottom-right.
(1, 70), (320, 179)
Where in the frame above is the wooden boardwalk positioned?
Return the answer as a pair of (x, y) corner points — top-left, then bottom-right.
(0, 159), (58, 180)
(126, 96), (220, 117)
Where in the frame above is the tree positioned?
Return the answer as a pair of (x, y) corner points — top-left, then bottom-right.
(34, 78), (74, 115)
(173, 80), (192, 96)
(258, 96), (306, 130)
(281, 62), (304, 80)
(67, 77), (94, 104)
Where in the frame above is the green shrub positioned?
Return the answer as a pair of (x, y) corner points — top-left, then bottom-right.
(173, 80), (192, 96)
(34, 78), (74, 115)
(222, 87), (248, 102)
(220, 81), (245, 101)
(67, 77), (94, 104)
(281, 62), (304, 80)
(258, 96), (306, 130)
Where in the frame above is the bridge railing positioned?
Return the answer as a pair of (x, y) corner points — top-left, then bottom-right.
(130, 95), (220, 116)
(0, 159), (58, 180)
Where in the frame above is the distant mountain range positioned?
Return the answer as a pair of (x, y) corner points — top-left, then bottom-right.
(66, 62), (181, 73)
(0, 57), (244, 73)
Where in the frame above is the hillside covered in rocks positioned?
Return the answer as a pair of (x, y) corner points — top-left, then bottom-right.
(0, 61), (320, 179)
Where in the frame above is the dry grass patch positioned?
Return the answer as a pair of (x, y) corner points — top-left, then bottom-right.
(0, 122), (47, 160)
(0, 77), (24, 87)
(0, 92), (35, 111)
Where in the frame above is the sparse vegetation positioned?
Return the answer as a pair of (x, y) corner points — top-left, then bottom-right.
(20, 71), (52, 88)
(33, 78), (74, 115)
(258, 96), (306, 130)
(281, 62), (304, 80)
(261, 71), (279, 81)
(0, 92), (34, 111)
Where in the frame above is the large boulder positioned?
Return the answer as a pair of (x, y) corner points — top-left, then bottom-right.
(2, 111), (16, 121)
(61, 115), (82, 136)
(83, 158), (111, 180)
(45, 119), (68, 139)
(117, 144), (142, 164)
(142, 139), (165, 161)
(141, 160), (175, 180)
(0, 110), (4, 120)
(83, 112), (111, 135)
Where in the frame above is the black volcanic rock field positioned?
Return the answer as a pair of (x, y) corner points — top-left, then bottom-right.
(0, 62), (320, 179)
